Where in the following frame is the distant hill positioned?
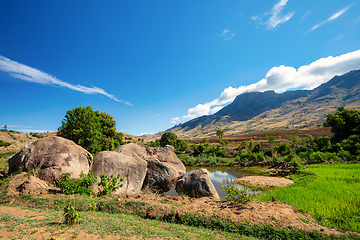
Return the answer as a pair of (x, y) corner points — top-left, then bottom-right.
(168, 69), (360, 138)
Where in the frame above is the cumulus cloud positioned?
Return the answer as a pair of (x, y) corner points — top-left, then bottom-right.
(0, 56), (132, 105)
(252, 0), (295, 31)
(182, 49), (360, 120)
(308, 4), (354, 33)
(170, 117), (180, 124)
(220, 28), (235, 40)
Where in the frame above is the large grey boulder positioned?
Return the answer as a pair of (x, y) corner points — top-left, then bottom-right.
(143, 145), (186, 193)
(90, 151), (147, 194)
(8, 136), (93, 184)
(114, 143), (146, 161)
(175, 168), (220, 200)
(114, 143), (186, 193)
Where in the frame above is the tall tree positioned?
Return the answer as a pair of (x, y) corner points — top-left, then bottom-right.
(216, 129), (224, 139)
(159, 131), (178, 147)
(324, 107), (360, 142)
(58, 106), (122, 155)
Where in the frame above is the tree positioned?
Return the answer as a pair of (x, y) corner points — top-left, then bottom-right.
(58, 106), (122, 155)
(95, 111), (123, 151)
(159, 131), (178, 147)
(216, 129), (224, 139)
(324, 107), (360, 142)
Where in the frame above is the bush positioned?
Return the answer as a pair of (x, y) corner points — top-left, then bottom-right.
(57, 172), (97, 196)
(221, 179), (252, 204)
(64, 203), (82, 225)
(98, 174), (124, 197)
(267, 135), (276, 143)
(57, 172), (124, 197)
(0, 140), (11, 147)
(159, 131), (177, 147)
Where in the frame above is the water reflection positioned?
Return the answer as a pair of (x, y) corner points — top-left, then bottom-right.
(165, 166), (262, 199)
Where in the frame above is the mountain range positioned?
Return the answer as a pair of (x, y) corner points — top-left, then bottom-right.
(167, 69), (360, 138)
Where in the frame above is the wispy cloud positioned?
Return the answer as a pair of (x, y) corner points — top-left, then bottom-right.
(181, 49), (360, 120)
(0, 56), (132, 106)
(0, 124), (50, 133)
(220, 28), (234, 40)
(307, 4), (354, 33)
(300, 10), (311, 22)
(252, 0), (295, 31)
(266, 0), (295, 30)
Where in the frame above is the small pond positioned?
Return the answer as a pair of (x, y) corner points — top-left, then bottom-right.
(165, 166), (262, 199)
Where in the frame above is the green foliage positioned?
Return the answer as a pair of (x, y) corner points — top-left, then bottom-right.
(202, 138), (208, 143)
(175, 138), (189, 152)
(0, 140), (11, 147)
(57, 172), (97, 196)
(64, 202), (82, 225)
(159, 131), (178, 147)
(191, 143), (226, 157)
(252, 142), (262, 153)
(325, 107), (360, 142)
(96, 111), (123, 151)
(221, 180), (252, 203)
(58, 106), (122, 155)
(258, 164), (360, 233)
(160, 212), (343, 240)
(216, 129), (224, 139)
(274, 143), (291, 156)
(29, 132), (44, 139)
(98, 174), (124, 197)
(58, 172), (124, 197)
(147, 141), (159, 148)
(267, 135), (276, 143)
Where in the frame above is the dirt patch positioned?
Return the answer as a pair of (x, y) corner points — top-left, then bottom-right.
(113, 193), (340, 236)
(234, 176), (294, 187)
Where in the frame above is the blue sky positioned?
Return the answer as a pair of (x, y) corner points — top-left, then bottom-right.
(1, 0), (360, 136)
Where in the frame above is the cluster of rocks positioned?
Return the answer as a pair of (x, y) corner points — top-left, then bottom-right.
(8, 136), (220, 200)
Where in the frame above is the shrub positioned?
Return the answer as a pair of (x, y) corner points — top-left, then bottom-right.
(98, 174), (124, 197)
(58, 172), (124, 197)
(221, 180), (252, 204)
(64, 202), (82, 225)
(57, 172), (97, 196)
(267, 135), (276, 143)
(253, 142), (263, 153)
(159, 131), (178, 147)
(274, 143), (290, 156)
(0, 140), (11, 147)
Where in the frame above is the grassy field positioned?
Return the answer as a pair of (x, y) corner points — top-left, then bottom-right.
(0, 205), (259, 240)
(257, 163), (360, 233)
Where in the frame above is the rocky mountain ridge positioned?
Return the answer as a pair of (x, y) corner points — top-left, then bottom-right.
(168, 69), (360, 138)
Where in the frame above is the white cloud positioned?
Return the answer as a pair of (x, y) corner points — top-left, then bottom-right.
(252, 0), (295, 31)
(308, 4), (354, 33)
(220, 28), (235, 40)
(182, 49), (360, 120)
(170, 117), (180, 124)
(0, 56), (132, 106)
(266, 0), (295, 30)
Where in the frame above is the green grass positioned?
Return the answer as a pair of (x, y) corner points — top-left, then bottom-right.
(257, 163), (360, 233)
(0, 151), (16, 160)
(0, 205), (257, 240)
